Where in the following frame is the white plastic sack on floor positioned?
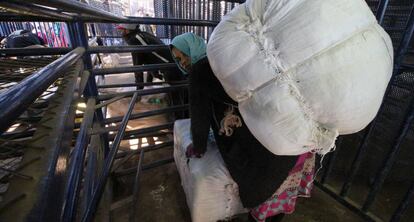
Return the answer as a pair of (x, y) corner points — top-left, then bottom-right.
(207, 0), (393, 155)
(173, 119), (247, 222)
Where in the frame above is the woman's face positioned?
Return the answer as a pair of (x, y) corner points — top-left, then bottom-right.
(171, 47), (191, 71)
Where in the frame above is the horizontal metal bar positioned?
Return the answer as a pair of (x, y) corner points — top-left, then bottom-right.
(88, 45), (169, 54)
(108, 123), (174, 141)
(82, 93), (139, 222)
(98, 84), (188, 101)
(0, 1), (74, 21)
(0, 14), (66, 22)
(0, 47), (85, 135)
(103, 122), (173, 138)
(115, 141), (174, 159)
(112, 142), (172, 172)
(15, 0), (127, 22)
(92, 63), (178, 75)
(3, 1), (220, 26)
(114, 158), (174, 177)
(0, 128), (36, 139)
(116, 131), (172, 142)
(104, 104), (188, 124)
(0, 48), (72, 57)
(122, 17), (218, 26)
(97, 80), (188, 89)
(314, 182), (380, 222)
(0, 63), (82, 221)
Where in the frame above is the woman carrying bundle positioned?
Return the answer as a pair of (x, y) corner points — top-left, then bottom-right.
(170, 32), (315, 222)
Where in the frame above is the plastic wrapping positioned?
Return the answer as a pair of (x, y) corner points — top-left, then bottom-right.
(207, 0), (393, 155)
(173, 119), (247, 222)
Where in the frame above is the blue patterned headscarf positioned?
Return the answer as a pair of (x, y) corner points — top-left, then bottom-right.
(170, 33), (206, 74)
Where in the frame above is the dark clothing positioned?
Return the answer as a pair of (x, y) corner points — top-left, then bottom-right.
(123, 30), (187, 119)
(189, 57), (297, 208)
(6, 30), (45, 48)
(122, 30), (183, 88)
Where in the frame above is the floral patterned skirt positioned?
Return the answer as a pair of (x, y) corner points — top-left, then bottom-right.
(250, 152), (316, 222)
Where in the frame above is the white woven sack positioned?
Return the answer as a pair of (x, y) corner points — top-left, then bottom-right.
(207, 0), (393, 155)
(173, 119), (247, 222)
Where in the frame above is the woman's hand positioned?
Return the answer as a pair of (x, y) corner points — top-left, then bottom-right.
(185, 143), (205, 158)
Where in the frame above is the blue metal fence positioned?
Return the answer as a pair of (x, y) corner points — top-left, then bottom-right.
(0, 21), (71, 47)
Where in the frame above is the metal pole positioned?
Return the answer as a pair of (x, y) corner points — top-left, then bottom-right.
(72, 19), (110, 156)
(61, 98), (96, 222)
(320, 137), (342, 184)
(82, 93), (140, 222)
(104, 105), (188, 124)
(340, 4), (414, 197)
(376, 0), (390, 25)
(0, 47), (72, 57)
(394, 5), (414, 72)
(362, 99), (414, 212)
(390, 179), (414, 222)
(97, 80), (188, 89)
(97, 84), (188, 101)
(129, 150), (144, 222)
(0, 47), (85, 135)
(92, 63), (178, 75)
(88, 45), (169, 54)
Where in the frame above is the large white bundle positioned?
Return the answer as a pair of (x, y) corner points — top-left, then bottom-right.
(207, 0), (393, 155)
(173, 119), (247, 222)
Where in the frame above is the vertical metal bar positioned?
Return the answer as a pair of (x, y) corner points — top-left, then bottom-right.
(0, 22), (4, 36)
(5, 22), (11, 35)
(129, 150), (145, 222)
(83, 123), (101, 215)
(10, 22), (17, 31)
(72, 20), (110, 163)
(340, 128), (370, 196)
(197, 0), (201, 36)
(390, 180), (414, 222)
(90, 24), (97, 37)
(320, 137), (343, 184)
(203, 0), (206, 39)
(33, 22), (39, 40)
(67, 22), (78, 47)
(362, 100), (414, 212)
(82, 93), (140, 222)
(394, 5), (414, 72)
(55, 23), (63, 47)
(39, 22), (50, 47)
(46, 22), (54, 47)
(375, 0), (390, 25)
(340, 5), (414, 197)
(62, 98), (96, 222)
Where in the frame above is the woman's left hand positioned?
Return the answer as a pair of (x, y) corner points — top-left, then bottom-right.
(185, 143), (204, 158)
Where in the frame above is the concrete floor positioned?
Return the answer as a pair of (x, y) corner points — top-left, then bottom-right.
(103, 54), (366, 222)
(111, 155), (365, 222)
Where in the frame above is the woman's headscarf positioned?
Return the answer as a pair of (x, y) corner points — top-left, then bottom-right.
(170, 33), (206, 74)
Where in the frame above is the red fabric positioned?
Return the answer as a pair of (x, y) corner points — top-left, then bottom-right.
(250, 152), (315, 222)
